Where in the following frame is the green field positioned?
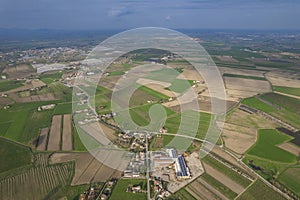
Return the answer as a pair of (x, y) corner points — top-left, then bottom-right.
(237, 179), (285, 200)
(73, 127), (87, 151)
(201, 173), (238, 199)
(273, 86), (300, 97)
(0, 101), (59, 143)
(147, 68), (180, 82)
(54, 102), (72, 114)
(242, 97), (276, 113)
(108, 70), (125, 76)
(175, 188), (197, 200)
(138, 85), (169, 100)
(0, 137), (32, 173)
(202, 155), (252, 188)
(247, 129), (297, 163)
(0, 80), (24, 92)
(167, 79), (194, 93)
(164, 111), (211, 140)
(278, 167), (300, 196)
(260, 93), (300, 113)
(223, 73), (267, 81)
(243, 94), (300, 129)
(39, 72), (63, 84)
(110, 178), (147, 200)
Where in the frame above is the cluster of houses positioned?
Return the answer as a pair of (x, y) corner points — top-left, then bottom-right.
(124, 152), (146, 178)
(151, 177), (171, 200)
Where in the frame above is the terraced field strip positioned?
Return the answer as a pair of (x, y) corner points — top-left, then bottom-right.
(0, 163), (73, 200)
(62, 114), (73, 151)
(47, 115), (62, 151)
(187, 179), (221, 200)
(202, 162), (244, 194)
(197, 177), (230, 200)
(37, 127), (49, 151)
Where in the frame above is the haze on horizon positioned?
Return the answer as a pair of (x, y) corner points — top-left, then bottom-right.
(0, 0), (300, 31)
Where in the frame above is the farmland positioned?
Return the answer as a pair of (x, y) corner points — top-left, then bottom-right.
(237, 179), (285, 200)
(110, 178), (147, 200)
(223, 73), (267, 81)
(0, 137), (32, 173)
(0, 162), (74, 200)
(278, 167), (300, 196)
(273, 86), (300, 97)
(242, 94), (300, 129)
(246, 129), (297, 163)
(202, 155), (252, 188)
(0, 80), (24, 92)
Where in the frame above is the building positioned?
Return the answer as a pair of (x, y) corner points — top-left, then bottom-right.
(174, 155), (191, 180)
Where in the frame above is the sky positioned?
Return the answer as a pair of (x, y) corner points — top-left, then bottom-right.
(0, 0), (300, 30)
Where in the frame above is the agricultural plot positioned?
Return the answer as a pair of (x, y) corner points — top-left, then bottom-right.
(218, 66), (265, 77)
(36, 128), (49, 151)
(110, 178), (147, 200)
(223, 73), (266, 81)
(202, 162), (245, 194)
(266, 71), (300, 88)
(62, 114), (72, 151)
(200, 173), (238, 199)
(273, 86), (300, 97)
(0, 162), (73, 200)
(237, 179), (285, 200)
(202, 155), (252, 188)
(278, 167), (300, 196)
(53, 102), (72, 115)
(39, 71), (63, 84)
(0, 80), (24, 92)
(3, 64), (36, 79)
(50, 152), (121, 185)
(246, 129), (297, 163)
(0, 137), (32, 173)
(243, 93), (300, 129)
(224, 77), (271, 100)
(0, 101), (58, 143)
(164, 111), (211, 140)
(47, 115), (62, 151)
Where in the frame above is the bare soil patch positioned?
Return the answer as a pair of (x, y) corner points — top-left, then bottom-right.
(47, 115), (62, 151)
(277, 143), (300, 156)
(36, 128), (49, 151)
(62, 114), (73, 151)
(266, 71), (300, 88)
(219, 67), (265, 77)
(3, 64), (36, 79)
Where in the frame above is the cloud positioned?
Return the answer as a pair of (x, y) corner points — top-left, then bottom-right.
(108, 6), (134, 17)
(165, 16), (171, 21)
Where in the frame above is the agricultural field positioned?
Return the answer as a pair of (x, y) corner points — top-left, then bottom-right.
(0, 162), (74, 200)
(223, 73), (267, 81)
(273, 86), (300, 97)
(246, 129), (297, 163)
(164, 111), (211, 140)
(0, 137), (32, 173)
(0, 101), (57, 143)
(237, 179), (285, 200)
(278, 167), (300, 196)
(39, 71), (63, 84)
(110, 178), (147, 200)
(50, 152), (122, 185)
(0, 80), (24, 92)
(202, 155), (252, 188)
(201, 173), (238, 199)
(37, 114), (74, 151)
(47, 115), (62, 151)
